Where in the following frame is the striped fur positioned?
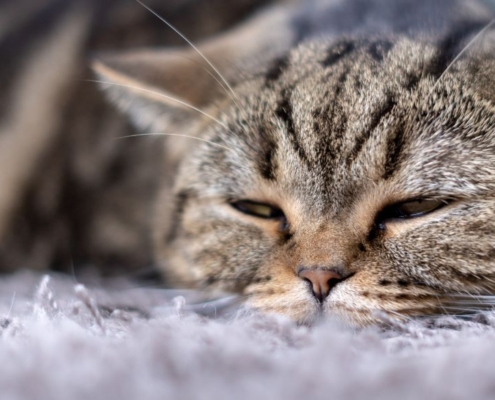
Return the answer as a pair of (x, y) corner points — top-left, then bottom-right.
(97, 0), (495, 326)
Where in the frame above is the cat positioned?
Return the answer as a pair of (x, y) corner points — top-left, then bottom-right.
(94, 0), (495, 326)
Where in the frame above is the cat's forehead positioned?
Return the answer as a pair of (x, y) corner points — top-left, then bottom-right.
(191, 36), (495, 214)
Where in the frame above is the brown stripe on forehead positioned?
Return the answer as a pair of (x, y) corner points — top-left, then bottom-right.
(328, 69), (349, 134)
(275, 88), (309, 164)
(346, 95), (397, 166)
(256, 126), (278, 181)
(382, 121), (406, 179)
(314, 68), (351, 165)
(424, 20), (488, 79)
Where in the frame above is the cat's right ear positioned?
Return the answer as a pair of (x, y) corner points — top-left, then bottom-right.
(91, 50), (209, 133)
(91, 5), (297, 134)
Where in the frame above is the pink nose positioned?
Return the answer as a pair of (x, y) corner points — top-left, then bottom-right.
(298, 269), (344, 302)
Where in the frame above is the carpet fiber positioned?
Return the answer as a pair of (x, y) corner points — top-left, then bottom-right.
(1, 272), (495, 400)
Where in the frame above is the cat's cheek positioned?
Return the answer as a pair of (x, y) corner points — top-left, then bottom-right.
(244, 273), (322, 324)
(325, 285), (393, 326)
(325, 267), (444, 326)
(246, 297), (321, 326)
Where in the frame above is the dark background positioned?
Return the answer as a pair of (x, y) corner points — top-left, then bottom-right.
(0, 0), (276, 277)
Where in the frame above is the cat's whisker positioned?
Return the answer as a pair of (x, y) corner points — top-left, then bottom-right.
(448, 300), (495, 307)
(436, 292), (495, 314)
(410, 18), (495, 129)
(168, 52), (237, 105)
(116, 132), (236, 153)
(439, 306), (494, 316)
(417, 313), (476, 320)
(392, 293), (495, 319)
(385, 309), (414, 322)
(136, 277), (256, 287)
(158, 53), (242, 124)
(451, 294), (495, 300)
(404, 19), (495, 151)
(444, 304), (476, 310)
(434, 19), (495, 90)
(84, 79), (229, 130)
(135, 0), (236, 101)
(134, 0), (259, 136)
(470, 286), (485, 296)
(447, 292), (481, 298)
(433, 293), (450, 316)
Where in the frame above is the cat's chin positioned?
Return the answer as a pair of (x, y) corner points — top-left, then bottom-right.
(245, 295), (322, 326)
(245, 300), (380, 327)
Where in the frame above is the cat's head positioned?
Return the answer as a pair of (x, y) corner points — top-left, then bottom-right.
(94, 7), (495, 326)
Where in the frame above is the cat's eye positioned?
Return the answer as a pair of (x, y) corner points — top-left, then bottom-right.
(394, 199), (446, 218)
(377, 198), (447, 225)
(230, 200), (285, 219)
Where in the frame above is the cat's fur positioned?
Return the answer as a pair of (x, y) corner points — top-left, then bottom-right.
(94, 0), (495, 326)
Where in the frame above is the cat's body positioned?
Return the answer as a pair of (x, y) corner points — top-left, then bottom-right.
(4, 0), (495, 326)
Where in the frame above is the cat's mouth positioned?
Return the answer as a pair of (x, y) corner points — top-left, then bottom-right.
(245, 274), (495, 327)
(199, 259), (495, 326)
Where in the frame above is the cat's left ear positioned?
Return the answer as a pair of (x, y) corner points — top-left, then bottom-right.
(92, 5), (296, 133)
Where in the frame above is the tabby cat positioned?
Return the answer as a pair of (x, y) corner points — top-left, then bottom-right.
(94, 0), (495, 326)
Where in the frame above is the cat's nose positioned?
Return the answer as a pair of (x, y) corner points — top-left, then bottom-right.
(298, 268), (345, 303)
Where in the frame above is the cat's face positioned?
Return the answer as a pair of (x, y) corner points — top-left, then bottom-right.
(158, 37), (495, 326)
(94, 10), (495, 325)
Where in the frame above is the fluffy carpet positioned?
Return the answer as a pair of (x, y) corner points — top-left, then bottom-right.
(1, 272), (495, 400)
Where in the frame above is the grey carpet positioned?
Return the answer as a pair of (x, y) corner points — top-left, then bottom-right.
(1, 271), (495, 400)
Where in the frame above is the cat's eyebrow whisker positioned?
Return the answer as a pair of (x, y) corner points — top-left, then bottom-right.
(84, 78), (229, 130)
(434, 19), (495, 90)
(412, 19), (495, 123)
(116, 132), (236, 153)
(168, 52), (236, 105)
(167, 53), (251, 129)
(135, 0), (236, 100)
(134, 0), (259, 136)
(406, 19), (495, 143)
